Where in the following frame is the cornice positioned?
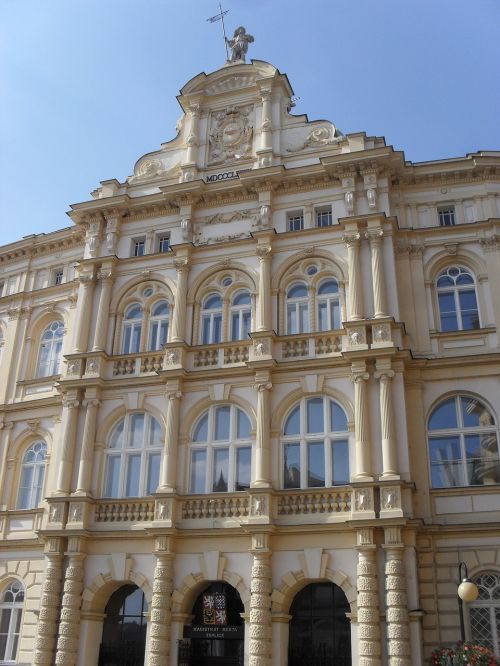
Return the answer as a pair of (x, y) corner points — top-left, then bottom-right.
(0, 228), (85, 266)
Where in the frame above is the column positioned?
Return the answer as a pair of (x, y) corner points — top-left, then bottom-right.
(75, 392), (101, 495)
(260, 90), (272, 151)
(33, 537), (64, 666)
(252, 376), (272, 488)
(256, 244), (272, 331)
(343, 232), (363, 320)
(384, 527), (411, 666)
(374, 364), (399, 478)
(351, 365), (372, 480)
(73, 272), (95, 353)
(171, 257), (190, 342)
(55, 538), (86, 666)
(92, 268), (114, 351)
(147, 536), (174, 666)
(158, 386), (182, 492)
(0, 422), (14, 507)
(366, 228), (388, 318)
(55, 394), (80, 495)
(249, 533), (272, 666)
(356, 528), (381, 666)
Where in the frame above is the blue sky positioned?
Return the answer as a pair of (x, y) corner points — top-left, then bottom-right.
(1, 0), (499, 246)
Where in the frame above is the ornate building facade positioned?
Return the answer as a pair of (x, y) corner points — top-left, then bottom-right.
(0, 50), (499, 666)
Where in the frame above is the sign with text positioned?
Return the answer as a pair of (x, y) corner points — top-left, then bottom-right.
(205, 170), (240, 183)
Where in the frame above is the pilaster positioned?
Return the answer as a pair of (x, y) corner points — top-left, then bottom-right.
(356, 528), (381, 666)
(147, 535), (174, 666)
(249, 532), (272, 666)
(383, 527), (411, 666)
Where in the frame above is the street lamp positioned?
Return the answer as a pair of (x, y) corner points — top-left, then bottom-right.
(457, 562), (479, 642)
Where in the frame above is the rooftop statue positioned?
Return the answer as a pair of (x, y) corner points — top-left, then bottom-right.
(226, 26), (254, 63)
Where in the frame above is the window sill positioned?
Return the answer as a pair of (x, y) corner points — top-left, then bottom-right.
(429, 326), (496, 356)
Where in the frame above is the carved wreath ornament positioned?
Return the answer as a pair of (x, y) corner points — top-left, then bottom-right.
(208, 105), (253, 166)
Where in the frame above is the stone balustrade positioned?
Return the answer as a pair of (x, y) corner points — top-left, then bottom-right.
(93, 499), (155, 523)
(276, 488), (351, 517)
(112, 352), (163, 376)
(180, 494), (250, 520)
(280, 331), (343, 360)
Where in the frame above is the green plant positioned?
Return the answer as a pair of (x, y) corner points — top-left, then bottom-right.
(431, 642), (499, 665)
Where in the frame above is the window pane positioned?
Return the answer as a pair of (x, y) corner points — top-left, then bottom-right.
(231, 313), (239, 341)
(332, 440), (349, 485)
(429, 436), (463, 487)
(237, 410), (251, 439)
(204, 294), (222, 309)
(146, 453), (161, 494)
(236, 447), (251, 491)
(193, 414), (208, 442)
(331, 301), (340, 329)
(284, 406), (300, 435)
(149, 321), (159, 349)
(159, 321), (168, 347)
(428, 398), (458, 430)
(307, 398), (324, 433)
(213, 314), (222, 343)
(33, 464), (45, 506)
(109, 421), (124, 449)
(214, 406), (230, 440)
(318, 280), (338, 295)
(149, 417), (162, 446)
(242, 310), (251, 338)
(299, 303), (309, 333)
(131, 324), (141, 352)
(462, 312), (480, 330)
(104, 457), (121, 497)
(307, 441), (325, 487)
(123, 326), (131, 354)
(284, 443), (300, 489)
(130, 414), (145, 448)
(190, 450), (206, 493)
(212, 448), (229, 492)
(461, 398), (490, 427)
(233, 292), (251, 306)
(330, 401), (348, 432)
(202, 316), (211, 344)
(125, 455), (141, 496)
(287, 304), (297, 334)
(287, 284), (307, 298)
(318, 302), (328, 331)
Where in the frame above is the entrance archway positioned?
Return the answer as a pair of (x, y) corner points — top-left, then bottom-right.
(181, 581), (244, 666)
(98, 584), (147, 666)
(288, 582), (351, 666)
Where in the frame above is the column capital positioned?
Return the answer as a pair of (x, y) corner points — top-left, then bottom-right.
(365, 227), (383, 243)
(256, 244), (272, 260)
(350, 371), (369, 384)
(82, 397), (101, 408)
(374, 369), (395, 381)
(166, 389), (183, 401)
(174, 257), (190, 272)
(342, 231), (361, 247)
(62, 396), (80, 409)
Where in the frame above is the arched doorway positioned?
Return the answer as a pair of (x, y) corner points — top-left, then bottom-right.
(98, 584), (147, 666)
(181, 582), (244, 666)
(288, 582), (351, 666)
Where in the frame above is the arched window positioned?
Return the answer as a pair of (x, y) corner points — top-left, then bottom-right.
(282, 397), (349, 489)
(469, 572), (500, 655)
(428, 395), (500, 488)
(148, 300), (169, 351)
(317, 279), (341, 331)
(436, 266), (479, 331)
(201, 294), (223, 344)
(98, 585), (147, 666)
(286, 283), (309, 334)
(122, 304), (143, 354)
(103, 413), (162, 497)
(189, 405), (252, 493)
(230, 291), (251, 341)
(17, 441), (47, 509)
(0, 581), (24, 663)
(36, 320), (64, 377)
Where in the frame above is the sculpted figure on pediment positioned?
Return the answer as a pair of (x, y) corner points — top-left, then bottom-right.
(208, 105), (253, 166)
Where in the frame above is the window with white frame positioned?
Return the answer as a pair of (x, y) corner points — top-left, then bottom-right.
(122, 304), (143, 353)
(17, 441), (47, 509)
(189, 405), (252, 493)
(317, 279), (341, 330)
(469, 571), (500, 655)
(157, 235), (170, 253)
(103, 412), (162, 498)
(132, 238), (146, 257)
(287, 211), (304, 232)
(201, 293), (223, 344)
(230, 291), (251, 341)
(53, 268), (64, 286)
(148, 300), (170, 350)
(36, 320), (64, 378)
(286, 283), (309, 334)
(427, 395), (500, 488)
(315, 206), (333, 228)
(282, 396), (349, 489)
(0, 581), (24, 663)
(438, 206), (456, 226)
(436, 266), (479, 331)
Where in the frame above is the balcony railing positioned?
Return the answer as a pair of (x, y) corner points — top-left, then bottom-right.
(280, 331), (343, 360)
(93, 499), (155, 523)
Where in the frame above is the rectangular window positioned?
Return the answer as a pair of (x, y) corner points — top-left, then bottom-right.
(190, 450), (207, 493)
(125, 454), (141, 496)
(157, 235), (170, 253)
(287, 211), (304, 232)
(429, 436), (463, 487)
(236, 447), (251, 491)
(132, 238), (146, 257)
(146, 453), (161, 495)
(332, 440), (349, 485)
(104, 457), (121, 497)
(212, 448), (229, 492)
(316, 206), (332, 227)
(438, 206), (456, 226)
(307, 441), (325, 487)
(283, 443), (300, 489)
(54, 269), (64, 285)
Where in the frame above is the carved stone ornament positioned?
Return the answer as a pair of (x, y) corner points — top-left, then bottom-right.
(349, 327), (365, 346)
(181, 218), (192, 241)
(85, 358), (100, 374)
(367, 188), (377, 209)
(251, 496), (266, 516)
(208, 105), (253, 166)
(354, 489), (371, 512)
(131, 158), (164, 181)
(381, 487), (400, 511)
(49, 504), (63, 523)
(165, 349), (180, 366)
(66, 360), (82, 376)
(286, 124), (341, 153)
(155, 499), (171, 520)
(372, 324), (390, 342)
(68, 503), (83, 523)
(345, 191), (354, 212)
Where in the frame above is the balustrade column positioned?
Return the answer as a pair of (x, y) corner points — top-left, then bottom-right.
(343, 233), (363, 320)
(171, 257), (190, 342)
(351, 367), (372, 480)
(55, 394), (80, 495)
(252, 378), (272, 488)
(158, 387), (182, 492)
(356, 529), (381, 666)
(55, 541), (86, 666)
(256, 245), (272, 331)
(75, 394), (101, 495)
(366, 229), (388, 318)
(33, 538), (64, 666)
(249, 533), (272, 666)
(374, 367), (399, 478)
(73, 273), (95, 353)
(384, 527), (411, 666)
(92, 269), (114, 351)
(147, 536), (174, 666)
(260, 90), (272, 151)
